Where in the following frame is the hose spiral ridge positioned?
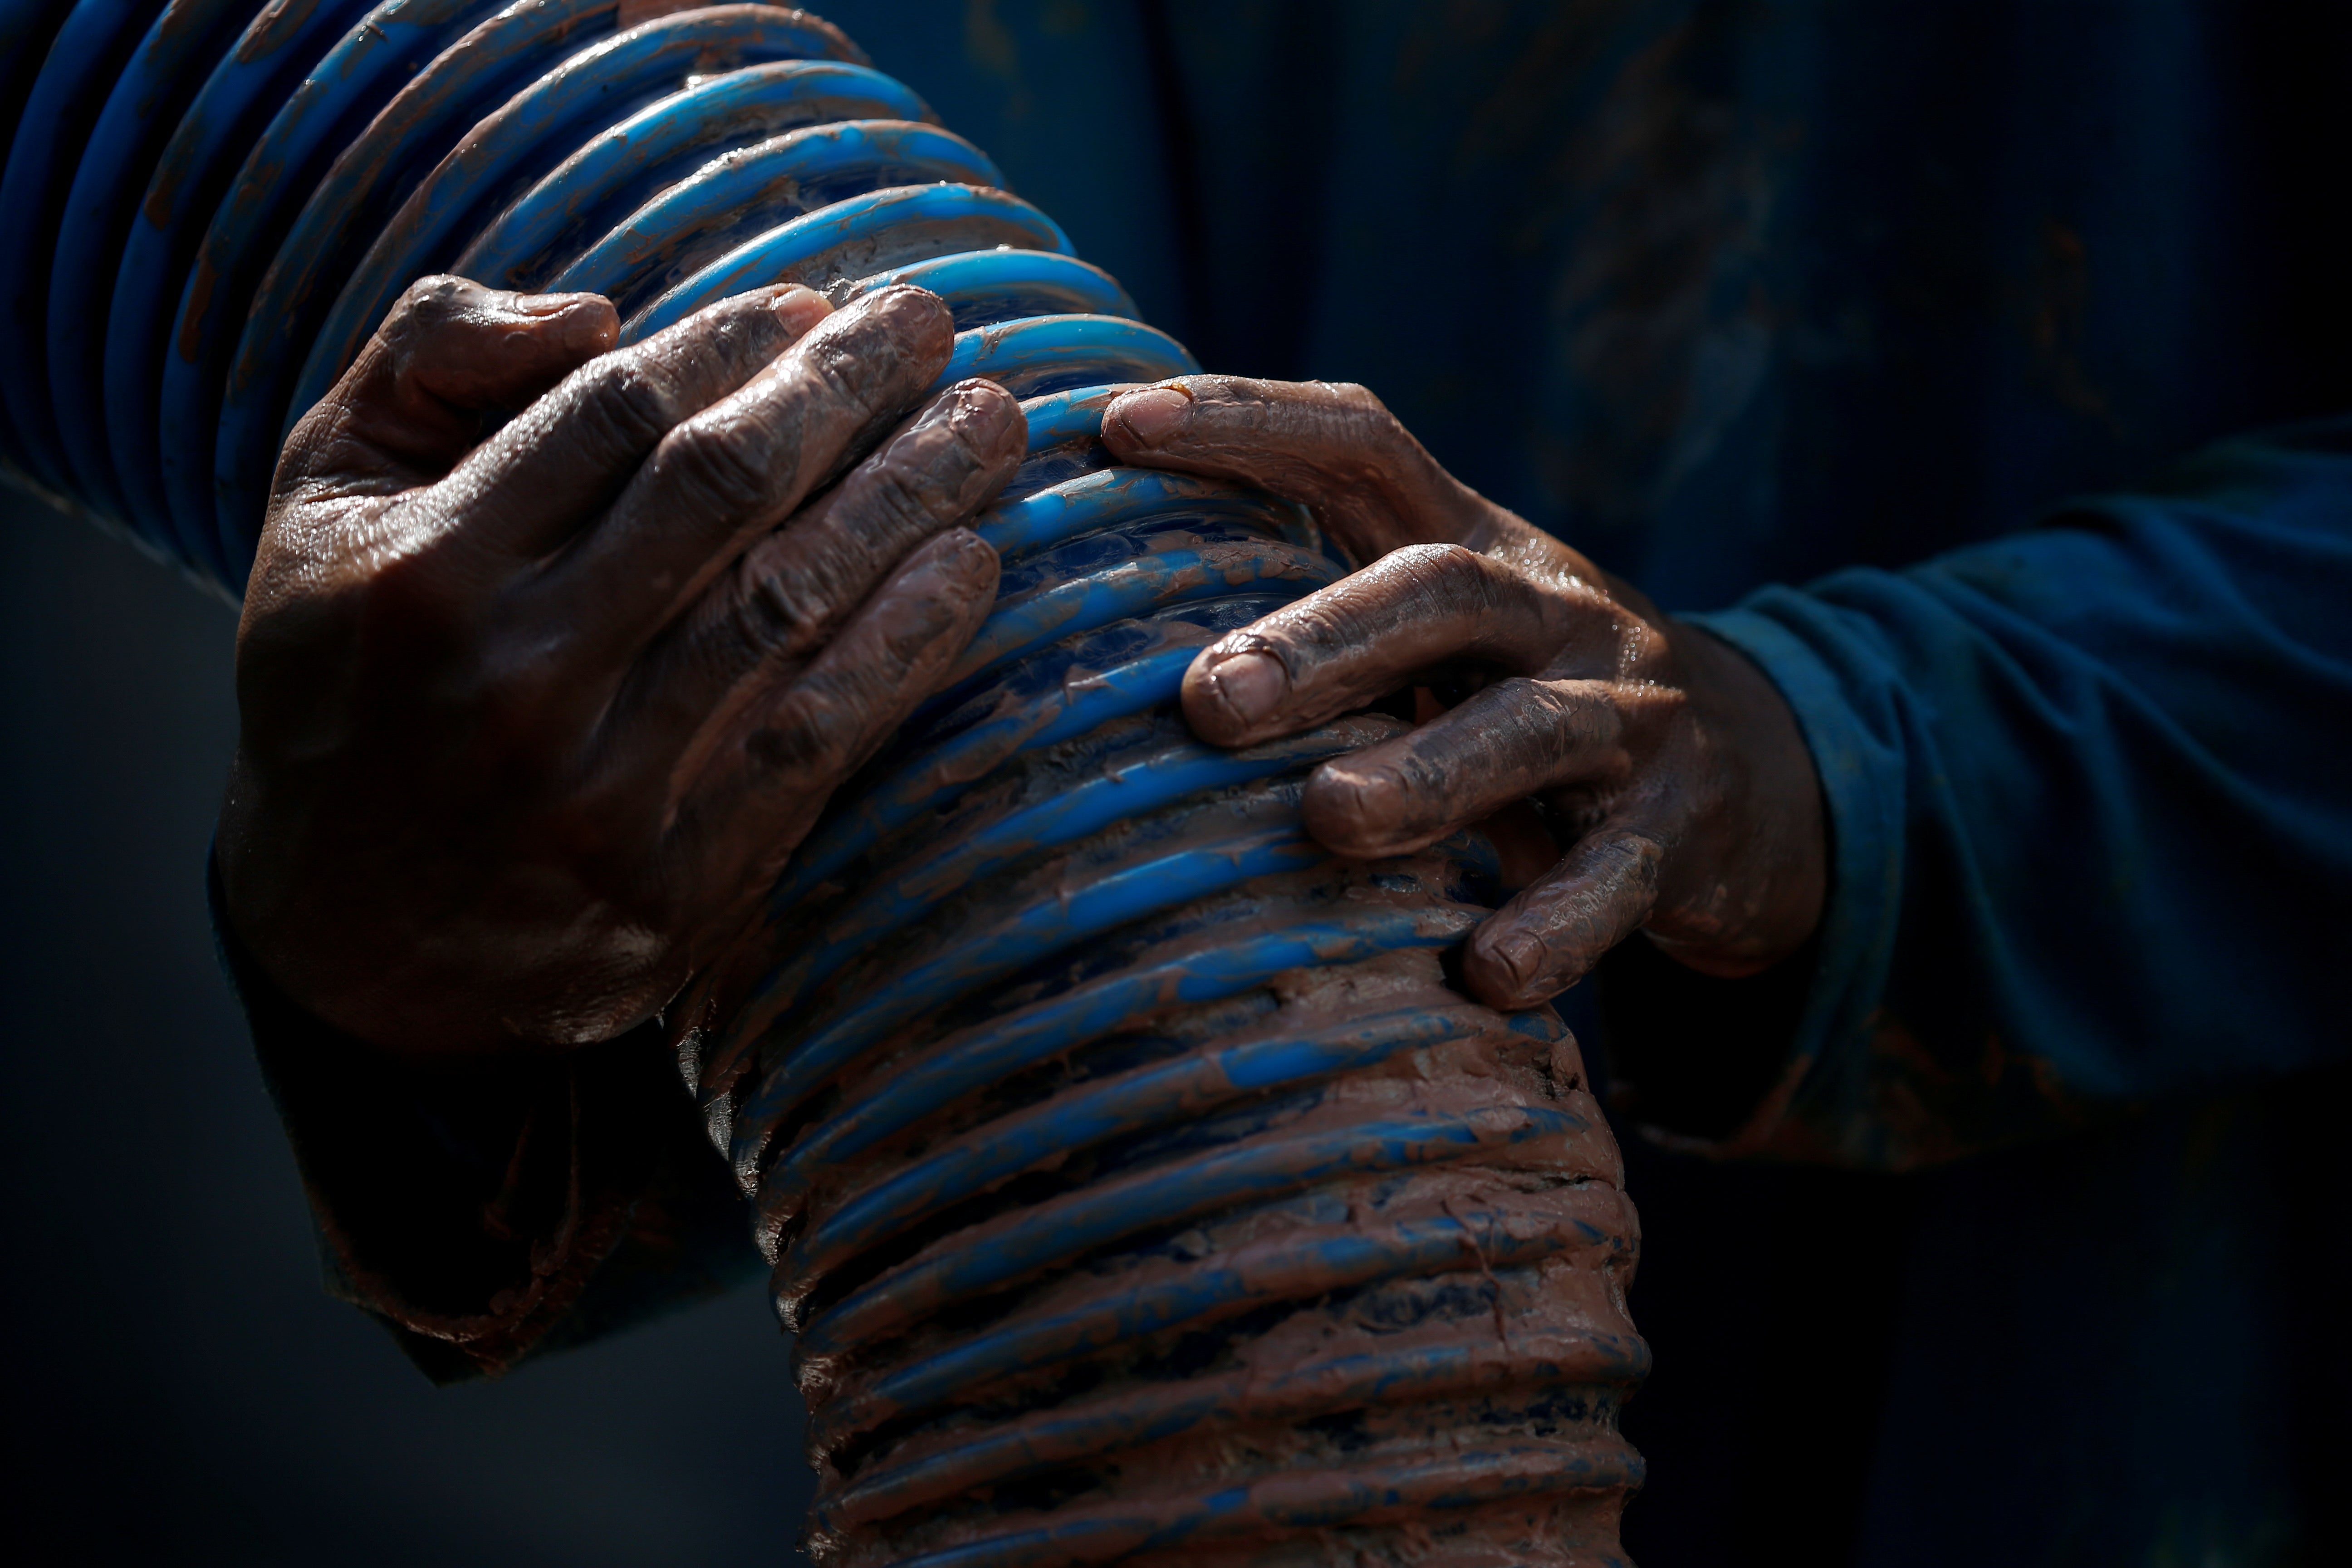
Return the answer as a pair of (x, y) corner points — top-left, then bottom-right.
(0, 3), (1647, 1561)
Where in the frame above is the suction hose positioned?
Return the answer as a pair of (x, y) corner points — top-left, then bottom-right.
(0, 4), (1650, 1561)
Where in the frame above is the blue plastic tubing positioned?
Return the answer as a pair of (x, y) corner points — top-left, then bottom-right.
(1, 4), (1649, 1561)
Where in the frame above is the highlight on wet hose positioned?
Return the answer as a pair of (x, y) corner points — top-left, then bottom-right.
(0, 3), (1650, 1561)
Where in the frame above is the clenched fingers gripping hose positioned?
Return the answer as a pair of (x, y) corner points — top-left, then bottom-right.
(0, 3), (1649, 1560)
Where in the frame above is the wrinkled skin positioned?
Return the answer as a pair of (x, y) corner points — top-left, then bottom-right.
(217, 277), (1024, 1057)
(1102, 376), (1826, 1010)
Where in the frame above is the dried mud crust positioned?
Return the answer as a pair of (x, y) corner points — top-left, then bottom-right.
(757, 928), (1645, 1567)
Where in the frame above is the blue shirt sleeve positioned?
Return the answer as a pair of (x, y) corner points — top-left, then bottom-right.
(1649, 416), (2352, 1168)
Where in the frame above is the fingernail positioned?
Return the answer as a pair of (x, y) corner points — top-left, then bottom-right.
(769, 285), (831, 327)
(1206, 649), (1286, 725)
(1111, 386), (1191, 444)
(509, 291), (617, 352)
(941, 525), (997, 567)
(513, 292), (588, 317)
(947, 378), (1020, 442)
(1487, 929), (1544, 987)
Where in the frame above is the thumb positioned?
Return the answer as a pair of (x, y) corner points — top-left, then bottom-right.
(288, 276), (618, 490)
(1100, 375), (1497, 562)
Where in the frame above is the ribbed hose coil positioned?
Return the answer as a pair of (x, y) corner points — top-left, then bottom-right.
(0, 3), (1650, 1562)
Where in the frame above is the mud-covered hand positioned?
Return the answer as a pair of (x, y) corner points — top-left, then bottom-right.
(1102, 376), (1825, 1010)
(218, 277), (1023, 1057)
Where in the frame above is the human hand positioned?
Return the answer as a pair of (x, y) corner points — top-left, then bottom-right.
(218, 276), (1022, 1057)
(1101, 377), (1825, 1010)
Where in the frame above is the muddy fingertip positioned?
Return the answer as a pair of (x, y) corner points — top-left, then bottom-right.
(942, 376), (1027, 457)
(1300, 755), (1421, 859)
(1181, 644), (1287, 743)
(1462, 919), (1560, 1011)
(1103, 382), (1196, 448)
(768, 284), (833, 337)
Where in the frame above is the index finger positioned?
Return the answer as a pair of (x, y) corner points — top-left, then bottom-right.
(1101, 376), (1500, 562)
(1181, 542), (1575, 747)
(277, 276), (616, 497)
(1300, 676), (1633, 859)
(515, 284), (957, 667)
(431, 283), (834, 563)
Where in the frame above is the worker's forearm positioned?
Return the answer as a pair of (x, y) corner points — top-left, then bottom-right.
(212, 854), (751, 1381)
(1622, 415), (2352, 1168)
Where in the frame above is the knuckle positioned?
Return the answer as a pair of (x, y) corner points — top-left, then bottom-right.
(837, 411), (1007, 549)
(1184, 374), (1254, 410)
(1263, 596), (1362, 665)
(865, 451), (966, 536)
(376, 276), (480, 378)
(1612, 831), (1666, 887)
(1387, 745), (1464, 822)
(726, 505), (990, 673)
(1502, 677), (1622, 764)
(750, 680), (861, 781)
(806, 291), (941, 408)
(1305, 544), (1493, 652)
(658, 412), (777, 519)
(1620, 617), (1671, 671)
(738, 559), (826, 661)
(386, 274), (472, 332)
(1328, 379), (1401, 435)
(1506, 675), (1575, 724)
(807, 333), (892, 423)
(570, 354), (680, 454)
(1383, 540), (1488, 591)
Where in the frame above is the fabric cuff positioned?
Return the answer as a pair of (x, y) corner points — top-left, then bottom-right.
(209, 852), (667, 1380)
(1660, 596), (1909, 1160)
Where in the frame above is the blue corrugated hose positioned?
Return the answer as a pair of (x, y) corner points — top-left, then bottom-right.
(0, 5), (1648, 1562)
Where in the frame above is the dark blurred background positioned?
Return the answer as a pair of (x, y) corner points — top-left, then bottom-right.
(9, 0), (2351, 1562)
(0, 489), (811, 1563)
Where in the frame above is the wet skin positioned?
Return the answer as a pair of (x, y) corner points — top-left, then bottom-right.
(217, 276), (1025, 1057)
(1101, 376), (1827, 1012)
(221, 294), (1821, 1057)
